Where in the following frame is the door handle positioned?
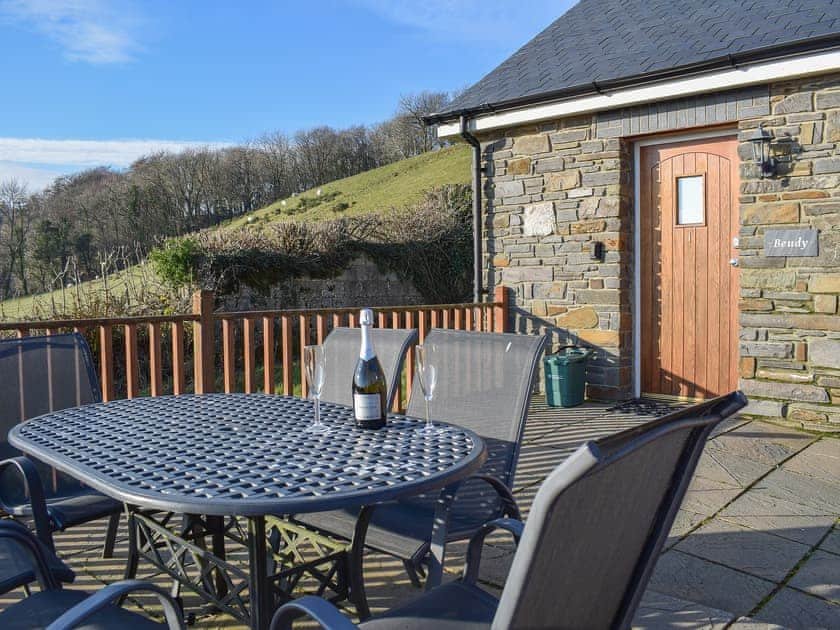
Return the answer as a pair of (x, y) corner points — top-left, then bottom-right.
(729, 258), (739, 267)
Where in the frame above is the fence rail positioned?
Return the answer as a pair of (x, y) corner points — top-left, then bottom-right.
(0, 286), (510, 410)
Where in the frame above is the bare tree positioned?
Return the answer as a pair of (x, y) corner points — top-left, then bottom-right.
(397, 91), (450, 154)
(0, 179), (33, 296)
(257, 132), (296, 199)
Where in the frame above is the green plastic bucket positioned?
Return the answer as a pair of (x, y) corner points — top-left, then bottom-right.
(543, 346), (594, 408)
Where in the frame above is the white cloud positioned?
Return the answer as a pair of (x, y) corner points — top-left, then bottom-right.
(0, 161), (68, 191)
(0, 137), (232, 167)
(0, 137), (233, 191)
(0, 0), (143, 63)
(355, 1), (573, 42)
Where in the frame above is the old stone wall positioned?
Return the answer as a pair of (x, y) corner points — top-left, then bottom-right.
(736, 73), (840, 430)
(478, 116), (634, 400)
(218, 255), (425, 312)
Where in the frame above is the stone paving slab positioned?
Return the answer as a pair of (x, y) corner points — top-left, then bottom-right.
(674, 519), (811, 583)
(728, 617), (789, 629)
(632, 591), (736, 629)
(787, 549), (840, 602)
(711, 417), (752, 437)
(702, 426), (812, 474)
(678, 475), (745, 520)
(752, 587), (840, 628)
(820, 527), (840, 556)
(718, 491), (837, 547)
(648, 549), (777, 618)
(754, 467), (840, 514)
(667, 507), (712, 545)
(693, 448), (771, 490)
(664, 436), (840, 628)
(781, 438), (840, 484)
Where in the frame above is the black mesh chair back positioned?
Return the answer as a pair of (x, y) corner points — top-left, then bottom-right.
(405, 329), (546, 528)
(492, 391), (747, 630)
(319, 327), (417, 409)
(0, 333), (101, 493)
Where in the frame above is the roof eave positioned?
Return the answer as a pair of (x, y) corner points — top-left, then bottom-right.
(423, 32), (840, 127)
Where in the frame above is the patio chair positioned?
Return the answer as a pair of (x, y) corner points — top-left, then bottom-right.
(294, 329), (546, 611)
(0, 333), (122, 558)
(318, 326), (418, 409)
(0, 523), (75, 597)
(0, 520), (184, 629)
(271, 390), (748, 630)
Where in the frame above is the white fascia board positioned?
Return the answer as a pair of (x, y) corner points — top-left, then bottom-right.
(437, 49), (840, 138)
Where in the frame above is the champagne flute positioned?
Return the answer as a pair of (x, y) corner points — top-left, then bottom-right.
(415, 345), (439, 433)
(303, 345), (328, 433)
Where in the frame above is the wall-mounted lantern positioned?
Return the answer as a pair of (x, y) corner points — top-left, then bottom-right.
(749, 124), (796, 178)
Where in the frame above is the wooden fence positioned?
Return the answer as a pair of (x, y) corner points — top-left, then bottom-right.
(0, 286), (510, 410)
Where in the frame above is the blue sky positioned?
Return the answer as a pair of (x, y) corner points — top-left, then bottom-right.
(0, 0), (575, 190)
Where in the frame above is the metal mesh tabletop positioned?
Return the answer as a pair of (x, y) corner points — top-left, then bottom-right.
(8, 394), (486, 517)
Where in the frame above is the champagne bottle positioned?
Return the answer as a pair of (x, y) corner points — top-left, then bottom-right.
(352, 309), (387, 429)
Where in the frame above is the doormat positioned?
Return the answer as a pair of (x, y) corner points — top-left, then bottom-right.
(607, 398), (688, 418)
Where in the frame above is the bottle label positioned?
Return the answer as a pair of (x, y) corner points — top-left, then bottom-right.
(354, 393), (381, 421)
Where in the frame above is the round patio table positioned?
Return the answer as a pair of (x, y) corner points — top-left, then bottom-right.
(8, 393), (486, 630)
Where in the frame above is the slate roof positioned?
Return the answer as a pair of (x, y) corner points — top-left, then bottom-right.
(432, 0), (840, 121)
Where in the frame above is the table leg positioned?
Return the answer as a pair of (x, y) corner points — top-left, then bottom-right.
(426, 482), (459, 591)
(349, 505), (374, 620)
(118, 508), (139, 608)
(248, 516), (271, 630)
(207, 515), (228, 599)
(123, 508), (139, 581)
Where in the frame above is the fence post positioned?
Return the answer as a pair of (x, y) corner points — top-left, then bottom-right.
(99, 325), (115, 401)
(494, 285), (510, 333)
(193, 290), (215, 394)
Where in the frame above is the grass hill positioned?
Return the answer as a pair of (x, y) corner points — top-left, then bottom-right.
(0, 145), (471, 321)
(225, 144), (470, 229)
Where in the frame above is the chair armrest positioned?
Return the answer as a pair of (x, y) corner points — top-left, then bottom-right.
(270, 595), (360, 630)
(0, 456), (54, 550)
(46, 580), (185, 630)
(0, 520), (62, 591)
(467, 474), (521, 520)
(462, 517), (524, 585)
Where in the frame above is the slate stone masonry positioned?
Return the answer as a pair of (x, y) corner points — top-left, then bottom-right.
(477, 75), (840, 429)
(479, 115), (634, 400)
(736, 73), (840, 431)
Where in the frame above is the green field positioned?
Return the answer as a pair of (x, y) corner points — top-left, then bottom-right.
(0, 145), (471, 321)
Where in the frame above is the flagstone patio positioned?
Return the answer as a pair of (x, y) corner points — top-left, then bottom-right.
(3, 399), (838, 628)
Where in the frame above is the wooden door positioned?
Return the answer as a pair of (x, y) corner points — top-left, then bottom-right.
(639, 135), (739, 398)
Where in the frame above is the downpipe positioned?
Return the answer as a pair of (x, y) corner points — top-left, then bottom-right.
(459, 115), (483, 304)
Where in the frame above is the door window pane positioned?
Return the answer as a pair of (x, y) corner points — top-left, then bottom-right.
(677, 176), (704, 224)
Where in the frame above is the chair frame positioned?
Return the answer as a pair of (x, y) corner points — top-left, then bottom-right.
(271, 391), (748, 630)
(388, 329), (546, 581)
(0, 520), (184, 629)
(295, 329), (546, 618)
(0, 333), (120, 556)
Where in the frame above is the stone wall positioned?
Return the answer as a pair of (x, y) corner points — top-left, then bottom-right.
(218, 255), (425, 311)
(736, 73), (840, 431)
(479, 116), (634, 400)
(477, 73), (840, 428)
